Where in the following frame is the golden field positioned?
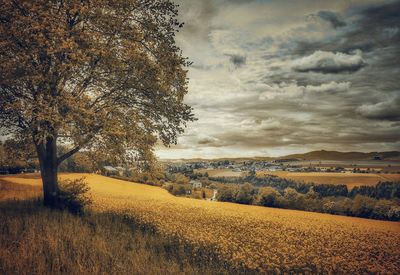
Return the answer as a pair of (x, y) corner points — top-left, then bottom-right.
(2, 173), (400, 273)
(195, 168), (244, 177)
(258, 171), (400, 189)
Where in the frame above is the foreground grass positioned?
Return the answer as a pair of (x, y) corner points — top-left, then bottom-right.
(2, 173), (400, 273)
(0, 200), (226, 274)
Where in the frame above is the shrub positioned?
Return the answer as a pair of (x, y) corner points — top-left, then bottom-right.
(351, 195), (376, 218)
(217, 186), (238, 202)
(256, 187), (282, 207)
(235, 183), (256, 205)
(387, 206), (400, 220)
(57, 177), (92, 214)
(283, 187), (304, 209)
(168, 183), (191, 196)
(175, 173), (190, 185)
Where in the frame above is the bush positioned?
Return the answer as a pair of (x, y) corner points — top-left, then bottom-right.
(387, 206), (400, 220)
(57, 178), (92, 214)
(166, 183), (191, 196)
(351, 195), (376, 218)
(256, 187), (282, 207)
(217, 186), (238, 202)
(283, 187), (304, 209)
(235, 183), (256, 205)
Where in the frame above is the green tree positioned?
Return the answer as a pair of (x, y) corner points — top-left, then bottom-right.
(351, 195), (376, 218)
(256, 187), (282, 207)
(236, 183), (256, 205)
(0, 0), (194, 206)
(217, 186), (237, 202)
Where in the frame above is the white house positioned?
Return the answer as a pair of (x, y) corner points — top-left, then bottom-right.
(190, 180), (202, 189)
(103, 166), (118, 176)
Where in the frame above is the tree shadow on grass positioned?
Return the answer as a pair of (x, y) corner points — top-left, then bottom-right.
(0, 198), (249, 274)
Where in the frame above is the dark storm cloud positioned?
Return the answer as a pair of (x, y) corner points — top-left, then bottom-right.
(314, 11), (346, 29)
(357, 97), (400, 121)
(226, 54), (246, 68)
(293, 1), (400, 56)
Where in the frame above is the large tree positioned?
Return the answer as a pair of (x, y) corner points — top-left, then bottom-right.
(0, 0), (194, 206)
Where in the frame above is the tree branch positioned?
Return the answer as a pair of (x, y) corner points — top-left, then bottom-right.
(57, 126), (103, 165)
(57, 145), (81, 165)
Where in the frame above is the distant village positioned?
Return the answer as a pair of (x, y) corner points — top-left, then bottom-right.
(165, 158), (397, 175)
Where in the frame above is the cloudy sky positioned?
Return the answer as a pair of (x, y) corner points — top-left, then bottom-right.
(156, 0), (400, 159)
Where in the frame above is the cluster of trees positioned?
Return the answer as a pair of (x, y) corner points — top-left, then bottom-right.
(211, 174), (400, 200)
(163, 173), (191, 195)
(164, 183), (192, 196)
(217, 184), (400, 221)
(0, 140), (38, 174)
(349, 182), (400, 199)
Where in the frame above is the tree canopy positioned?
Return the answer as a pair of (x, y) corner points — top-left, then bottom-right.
(0, 0), (194, 205)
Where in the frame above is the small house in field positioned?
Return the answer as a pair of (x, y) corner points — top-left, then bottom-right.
(102, 166), (118, 176)
(190, 180), (202, 189)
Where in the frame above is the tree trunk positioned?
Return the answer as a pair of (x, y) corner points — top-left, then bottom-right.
(36, 136), (59, 207)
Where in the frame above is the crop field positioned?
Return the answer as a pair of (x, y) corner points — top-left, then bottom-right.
(196, 168), (400, 189)
(195, 168), (244, 177)
(1, 173), (400, 273)
(258, 171), (400, 189)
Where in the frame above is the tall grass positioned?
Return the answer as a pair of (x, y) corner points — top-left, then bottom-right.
(0, 182), (229, 275)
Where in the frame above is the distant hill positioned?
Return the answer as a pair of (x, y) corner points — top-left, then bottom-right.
(160, 150), (400, 162)
(279, 150), (400, 161)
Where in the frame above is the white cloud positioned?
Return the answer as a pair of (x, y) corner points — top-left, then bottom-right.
(306, 81), (350, 93)
(259, 81), (350, 100)
(292, 50), (366, 73)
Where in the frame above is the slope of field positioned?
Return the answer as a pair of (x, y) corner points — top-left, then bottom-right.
(2, 173), (400, 273)
(258, 171), (400, 189)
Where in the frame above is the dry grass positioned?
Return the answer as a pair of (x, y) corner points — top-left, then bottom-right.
(0, 177), (226, 275)
(0, 202), (221, 274)
(0, 178), (41, 201)
(1, 173), (400, 273)
(258, 171), (400, 189)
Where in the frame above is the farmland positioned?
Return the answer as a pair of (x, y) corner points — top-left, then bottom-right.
(258, 171), (400, 189)
(195, 168), (244, 177)
(1, 173), (400, 273)
(195, 168), (400, 189)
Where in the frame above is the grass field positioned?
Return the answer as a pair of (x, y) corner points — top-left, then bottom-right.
(1, 173), (400, 273)
(196, 168), (400, 189)
(195, 168), (244, 177)
(258, 171), (400, 189)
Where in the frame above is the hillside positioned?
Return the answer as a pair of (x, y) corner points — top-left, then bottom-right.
(1, 173), (399, 273)
(161, 150), (400, 162)
(279, 150), (400, 161)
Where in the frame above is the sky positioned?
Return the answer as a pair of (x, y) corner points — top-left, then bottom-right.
(156, 0), (400, 159)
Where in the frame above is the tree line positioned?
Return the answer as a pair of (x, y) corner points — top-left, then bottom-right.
(216, 183), (400, 221)
(206, 173), (400, 221)
(209, 174), (400, 200)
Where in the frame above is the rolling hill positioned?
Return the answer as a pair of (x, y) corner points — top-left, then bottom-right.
(161, 150), (400, 162)
(1, 173), (399, 273)
(278, 150), (400, 161)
